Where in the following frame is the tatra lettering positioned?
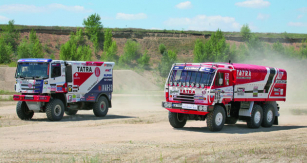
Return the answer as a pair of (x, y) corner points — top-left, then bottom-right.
(77, 66), (92, 72)
(237, 70), (251, 77)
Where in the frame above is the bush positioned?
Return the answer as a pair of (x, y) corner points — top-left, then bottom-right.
(1, 20), (20, 52)
(193, 29), (230, 62)
(101, 29), (118, 62)
(17, 29), (44, 59)
(0, 38), (13, 63)
(119, 39), (141, 66)
(158, 50), (177, 77)
(159, 44), (166, 54)
(59, 29), (92, 61)
(137, 50), (150, 69)
(240, 24), (251, 41)
(83, 13), (103, 53)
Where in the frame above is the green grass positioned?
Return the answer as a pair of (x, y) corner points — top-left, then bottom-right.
(0, 96), (13, 101)
(0, 90), (16, 95)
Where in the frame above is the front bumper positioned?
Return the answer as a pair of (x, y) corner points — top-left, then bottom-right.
(13, 95), (50, 102)
(162, 101), (208, 112)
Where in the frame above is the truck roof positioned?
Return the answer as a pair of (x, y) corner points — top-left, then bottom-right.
(174, 62), (286, 72)
(18, 58), (52, 63)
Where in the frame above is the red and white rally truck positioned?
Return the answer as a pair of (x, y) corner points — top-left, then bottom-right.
(162, 62), (287, 131)
(13, 58), (114, 121)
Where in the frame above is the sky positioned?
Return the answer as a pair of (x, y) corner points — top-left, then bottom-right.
(0, 0), (306, 33)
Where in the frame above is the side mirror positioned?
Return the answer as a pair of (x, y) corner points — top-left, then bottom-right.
(219, 78), (223, 85)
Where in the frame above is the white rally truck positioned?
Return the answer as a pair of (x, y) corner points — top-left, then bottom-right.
(13, 58), (114, 121)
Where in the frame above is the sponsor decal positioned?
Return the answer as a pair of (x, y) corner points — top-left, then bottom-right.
(237, 70), (251, 79)
(87, 80), (98, 91)
(104, 74), (112, 77)
(180, 89), (195, 94)
(169, 90), (179, 95)
(237, 88), (245, 96)
(21, 80), (29, 84)
(104, 79), (112, 81)
(28, 83), (32, 88)
(98, 85), (101, 91)
(276, 80), (287, 84)
(105, 69), (111, 72)
(95, 67), (100, 77)
(274, 93), (279, 95)
(101, 84), (113, 92)
(277, 72), (284, 79)
(72, 95), (76, 98)
(35, 81), (41, 84)
(73, 90), (78, 92)
(68, 85), (72, 92)
(274, 88), (280, 92)
(104, 64), (112, 67)
(76, 94), (80, 98)
(51, 85), (56, 91)
(253, 86), (258, 97)
(57, 86), (63, 91)
(184, 67), (198, 70)
(68, 95), (72, 102)
(281, 89), (284, 95)
(225, 73), (229, 85)
(86, 95), (95, 101)
(77, 66), (92, 72)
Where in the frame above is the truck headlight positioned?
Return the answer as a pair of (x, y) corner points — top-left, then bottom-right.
(162, 102), (172, 108)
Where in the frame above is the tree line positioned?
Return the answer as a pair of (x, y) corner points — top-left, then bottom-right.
(0, 14), (306, 78)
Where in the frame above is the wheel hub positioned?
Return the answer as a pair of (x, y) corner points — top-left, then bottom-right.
(215, 112), (223, 126)
(177, 113), (185, 122)
(254, 111), (261, 124)
(54, 105), (62, 116)
(100, 101), (106, 112)
(267, 110), (273, 122)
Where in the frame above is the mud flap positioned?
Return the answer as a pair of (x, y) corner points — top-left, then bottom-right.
(273, 116), (278, 125)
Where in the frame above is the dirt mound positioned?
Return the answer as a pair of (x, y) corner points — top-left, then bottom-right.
(113, 70), (160, 93)
(0, 68), (160, 93)
(0, 67), (16, 91)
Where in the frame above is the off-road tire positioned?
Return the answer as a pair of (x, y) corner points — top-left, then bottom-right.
(225, 117), (238, 124)
(168, 111), (187, 128)
(46, 99), (65, 121)
(16, 101), (34, 120)
(247, 104), (263, 128)
(261, 104), (275, 127)
(206, 105), (226, 131)
(93, 96), (109, 117)
(64, 108), (78, 115)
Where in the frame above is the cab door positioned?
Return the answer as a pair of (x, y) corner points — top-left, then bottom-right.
(48, 61), (66, 93)
(213, 70), (234, 103)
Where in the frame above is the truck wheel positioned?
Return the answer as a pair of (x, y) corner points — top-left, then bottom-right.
(46, 99), (65, 121)
(225, 117), (238, 124)
(246, 104), (263, 128)
(206, 105), (226, 131)
(168, 111), (187, 128)
(261, 104), (275, 127)
(16, 101), (34, 120)
(64, 108), (78, 115)
(93, 96), (109, 117)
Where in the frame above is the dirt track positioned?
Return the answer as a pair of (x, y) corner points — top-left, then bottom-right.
(0, 95), (307, 162)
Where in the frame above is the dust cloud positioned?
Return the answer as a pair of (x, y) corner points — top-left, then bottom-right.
(241, 53), (307, 115)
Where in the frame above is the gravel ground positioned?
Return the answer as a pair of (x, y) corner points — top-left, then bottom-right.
(0, 96), (306, 162)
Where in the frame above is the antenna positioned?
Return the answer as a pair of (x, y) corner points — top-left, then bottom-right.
(229, 60), (231, 64)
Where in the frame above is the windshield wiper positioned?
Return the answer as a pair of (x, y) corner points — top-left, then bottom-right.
(19, 75), (25, 79)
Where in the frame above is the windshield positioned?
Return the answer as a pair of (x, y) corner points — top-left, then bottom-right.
(169, 69), (214, 86)
(15, 62), (49, 79)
